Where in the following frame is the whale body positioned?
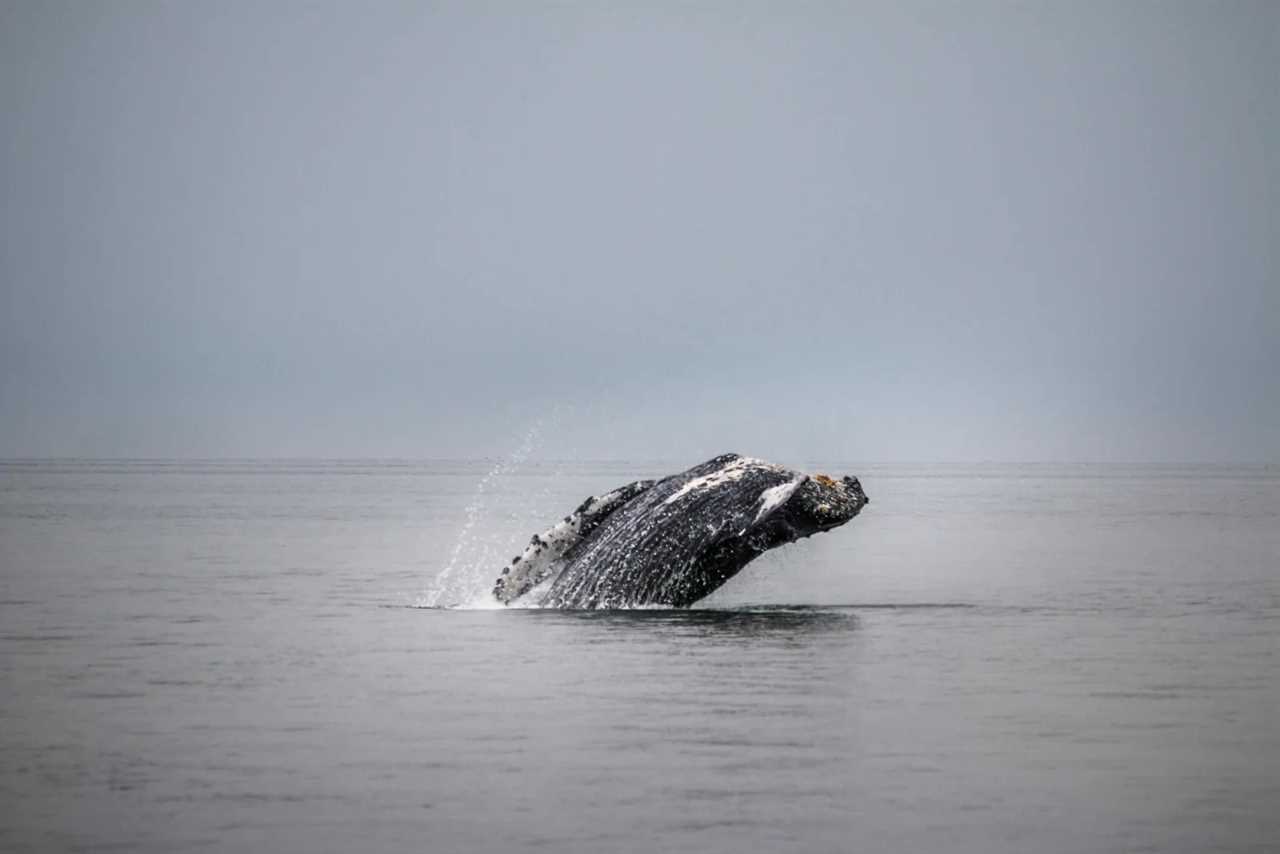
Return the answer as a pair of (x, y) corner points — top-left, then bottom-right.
(493, 453), (869, 609)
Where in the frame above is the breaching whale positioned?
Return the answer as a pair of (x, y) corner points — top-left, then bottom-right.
(493, 453), (870, 609)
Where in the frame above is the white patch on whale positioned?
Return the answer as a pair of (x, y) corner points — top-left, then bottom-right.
(754, 476), (805, 522)
(663, 456), (786, 505)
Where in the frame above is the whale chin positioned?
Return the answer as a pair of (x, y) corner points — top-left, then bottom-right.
(493, 453), (869, 609)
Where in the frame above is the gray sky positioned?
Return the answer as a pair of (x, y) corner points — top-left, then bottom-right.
(2, 1), (1276, 461)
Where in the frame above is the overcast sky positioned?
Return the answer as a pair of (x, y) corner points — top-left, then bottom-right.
(1, 1), (1276, 461)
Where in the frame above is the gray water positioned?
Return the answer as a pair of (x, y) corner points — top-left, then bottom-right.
(1, 460), (1277, 853)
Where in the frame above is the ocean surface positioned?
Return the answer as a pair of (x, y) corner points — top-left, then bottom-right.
(1, 459), (1277, 853)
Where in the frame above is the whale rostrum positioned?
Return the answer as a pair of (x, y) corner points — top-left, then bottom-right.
(493, 453), (869, 608)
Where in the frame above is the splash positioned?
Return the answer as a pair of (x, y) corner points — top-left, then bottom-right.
(415, 415), (556, 608)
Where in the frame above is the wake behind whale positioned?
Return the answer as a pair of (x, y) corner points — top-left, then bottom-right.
(493, 453), (870, 609)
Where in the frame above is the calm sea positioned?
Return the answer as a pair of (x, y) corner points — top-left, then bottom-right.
(1, 459), (1276, 853)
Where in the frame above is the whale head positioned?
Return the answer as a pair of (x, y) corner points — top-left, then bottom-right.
(752, 471), (875, 545)
(782, 473), (870, 536)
